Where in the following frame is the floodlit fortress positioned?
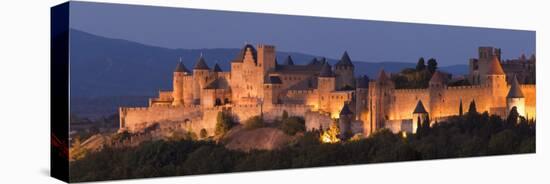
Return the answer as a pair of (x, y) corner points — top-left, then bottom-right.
(119, 44), (535, 137)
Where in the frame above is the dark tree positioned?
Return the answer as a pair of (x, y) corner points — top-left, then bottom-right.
(459, 99), (463, 116)
(69, 112), (535, 182)
(199, 129), (208, 139)
(507, 106), (519, 125)
(416, 57), (426, 71)
(215, 111), (234, 136)
(416, 117), (423, 136)
(280, 116), (305, 135)
(427, 58), (438, 74)
(468, 100), (477, 115)
(422, 114), (431, 133)
(282, 110), (289, 120)
(244, 116), (264, 130)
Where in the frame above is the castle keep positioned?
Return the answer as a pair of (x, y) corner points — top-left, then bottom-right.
(119, 44), (536, 137)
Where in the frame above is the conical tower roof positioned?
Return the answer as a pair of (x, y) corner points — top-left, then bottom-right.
(174, 59), (190, 73)
(413, 100), (428, 114)
(194, 55), (210, 70)
(507, 75), (525, 98)
(336, 51), (354, 67)
(319, 63), (334, 77)
(284, 55), (294, 65)
(233, 44), (257, 62)
(487, 56), (505, 75)
(212, 63), (223, 72)
(339, 103), (353, 116)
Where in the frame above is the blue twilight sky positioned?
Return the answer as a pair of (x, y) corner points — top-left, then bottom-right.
(69, 1), (535, 66)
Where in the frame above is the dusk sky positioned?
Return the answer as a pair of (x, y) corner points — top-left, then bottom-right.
(69, 1), (535, 66)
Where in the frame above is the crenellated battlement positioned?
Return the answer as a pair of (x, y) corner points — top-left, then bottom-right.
(120, 104), (202, 112)
(233, 104), (261, 108)
(203, 106), (232, 111)
(118, 43), (536, 138)
(288, 89), (315, 94)
(120, 107), (149, 112)
(446, 84), (486, 90)
(272, 103), (312, 109)
(394, 88), (427, 93)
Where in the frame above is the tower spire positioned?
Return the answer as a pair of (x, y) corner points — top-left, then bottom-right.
(507, 75), (525, 98)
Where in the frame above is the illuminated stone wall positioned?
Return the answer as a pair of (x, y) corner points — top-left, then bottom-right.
(119, 105), (201, 133)
(389, 89), (429, 120)
(521, 84), (536, 119)
(305, 111), (333, 131)
(119, 44), (536, 136)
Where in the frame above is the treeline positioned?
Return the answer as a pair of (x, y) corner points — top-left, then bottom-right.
(392, 57), (438, 89)
(69, 111), (535, 182)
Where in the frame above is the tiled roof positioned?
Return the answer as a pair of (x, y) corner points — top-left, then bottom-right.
(194, 55), (210, 70)
(413, 100), (428, 114)
(232, 44), (257, 63)
(204, 78), (229, 89)
(336, 51), (354, 67)
(212, 63), (223, 72)
(487, 56), (505, 75)
(174, 60), (190, 73)
(265, 76), (283, 84)
(507, 75), (525, 98)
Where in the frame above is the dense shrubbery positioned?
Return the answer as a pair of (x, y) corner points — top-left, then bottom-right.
(392, 57), (442, 89)
(244, 116), (264, 130)
(215, 111), (234, 136)
(70, 111), (535, 182)
(280, 116), (305, 135)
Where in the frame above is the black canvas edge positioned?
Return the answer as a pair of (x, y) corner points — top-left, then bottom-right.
(51, 1), (70, 183)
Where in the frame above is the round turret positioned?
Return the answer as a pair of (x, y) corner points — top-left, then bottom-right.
(506, 75), (525, 117)
(338, 103), (354, 139)
(172, 59), (187, 106)
(412, 100), (429, 134)
(193, 54), (210, 71)
(335, 51), (355, 89)
(192, 55), (211, 103)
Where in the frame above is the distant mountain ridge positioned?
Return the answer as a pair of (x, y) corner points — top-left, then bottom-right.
(69, 29), (468, 97)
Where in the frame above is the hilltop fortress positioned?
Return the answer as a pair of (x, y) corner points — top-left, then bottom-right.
(119, 44), (536, 137)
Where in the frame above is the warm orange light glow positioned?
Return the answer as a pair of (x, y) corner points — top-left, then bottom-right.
(320, 122), (340, 143)
(330, 113), (338, 119)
